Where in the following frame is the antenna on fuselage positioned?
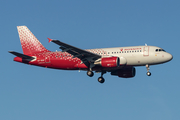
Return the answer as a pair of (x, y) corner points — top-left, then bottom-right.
(145, 43), (147, 46)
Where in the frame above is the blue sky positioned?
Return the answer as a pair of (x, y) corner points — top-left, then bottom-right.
(0, 0), (179, 120)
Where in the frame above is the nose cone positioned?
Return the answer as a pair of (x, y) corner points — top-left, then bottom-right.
(166, 53), (173, 62)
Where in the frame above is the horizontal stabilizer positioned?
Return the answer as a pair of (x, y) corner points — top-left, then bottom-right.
(9, 51), (35, 60)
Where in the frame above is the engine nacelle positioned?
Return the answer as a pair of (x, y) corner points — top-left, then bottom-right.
(111, 67), (136, 78)
(94, 57), (120, 68)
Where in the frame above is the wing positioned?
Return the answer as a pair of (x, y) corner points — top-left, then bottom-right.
(48, 38), (101, 66)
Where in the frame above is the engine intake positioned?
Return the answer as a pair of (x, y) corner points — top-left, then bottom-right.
(94, 57), (120, 68)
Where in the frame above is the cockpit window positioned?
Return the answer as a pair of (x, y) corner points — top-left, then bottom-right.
(155, 49), (166, 52)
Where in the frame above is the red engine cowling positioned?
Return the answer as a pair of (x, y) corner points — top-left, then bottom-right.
(95, 57), (120, 68)
(111, 67), (136, 78)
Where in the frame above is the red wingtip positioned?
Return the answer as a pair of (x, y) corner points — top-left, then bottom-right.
(47, 38), (52, 43)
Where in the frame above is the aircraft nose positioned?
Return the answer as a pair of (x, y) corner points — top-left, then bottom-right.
(166, 53), (173, 62)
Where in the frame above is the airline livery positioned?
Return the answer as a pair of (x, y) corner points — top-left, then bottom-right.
(9, 26), (173, 83)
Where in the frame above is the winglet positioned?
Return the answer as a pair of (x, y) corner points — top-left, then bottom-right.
(48, 38), (52, 43)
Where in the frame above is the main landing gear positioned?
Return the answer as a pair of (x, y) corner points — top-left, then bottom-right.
(87, 70), (106, 83)
(87, 71), (94, 77)
(98, 71), (106, 83)
(146, 64), (151, 76)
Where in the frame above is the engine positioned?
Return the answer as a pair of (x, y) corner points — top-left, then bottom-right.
(111, 67), (136, 78)
(94, 57), (120, 68)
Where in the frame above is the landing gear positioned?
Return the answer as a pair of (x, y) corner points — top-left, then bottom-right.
(87, 69), (106, 83)
(97, 71), (106, 83)
(147, 72), (151, 76)
(98, 77), (105, 83)
(87, 71), (94, 77)
(146, 64), (151, 76)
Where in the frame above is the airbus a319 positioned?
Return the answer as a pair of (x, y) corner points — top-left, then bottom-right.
(9, 26), (173, 83)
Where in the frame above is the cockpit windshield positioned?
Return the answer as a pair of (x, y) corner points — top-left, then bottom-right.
(155, 49), (166, 52)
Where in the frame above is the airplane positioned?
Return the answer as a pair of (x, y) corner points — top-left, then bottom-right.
(9, 26), (173, 83)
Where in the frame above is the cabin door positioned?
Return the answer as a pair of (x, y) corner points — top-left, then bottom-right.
(143, 46), (149, 56)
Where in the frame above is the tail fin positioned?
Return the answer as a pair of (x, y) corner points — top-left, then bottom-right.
(17, 26), (50, 55)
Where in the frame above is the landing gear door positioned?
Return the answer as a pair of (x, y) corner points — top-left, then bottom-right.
(143, 46), (149, 56)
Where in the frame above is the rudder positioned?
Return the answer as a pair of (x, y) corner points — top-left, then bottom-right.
(17, 26), (49, 55)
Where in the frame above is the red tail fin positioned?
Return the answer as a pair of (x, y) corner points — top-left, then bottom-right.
(17, 26), (50, 55)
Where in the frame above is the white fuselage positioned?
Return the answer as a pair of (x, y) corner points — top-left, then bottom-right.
(87, 46), (173, 66)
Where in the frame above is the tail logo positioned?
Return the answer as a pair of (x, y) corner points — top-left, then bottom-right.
(17, 26), (49, 55)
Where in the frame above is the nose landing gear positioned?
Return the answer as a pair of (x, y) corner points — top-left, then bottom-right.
(146, 64), (151, 76)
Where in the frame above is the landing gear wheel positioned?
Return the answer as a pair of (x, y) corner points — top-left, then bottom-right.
(98, 77), (105, 83)
(87, 71), (94, 77)
(147, 72), (151, 76)
(146, 64), (151, 76)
